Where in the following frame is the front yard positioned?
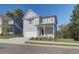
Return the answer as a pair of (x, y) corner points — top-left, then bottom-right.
(0, 35), (23, 39)
(56, 39), (79, 43)
(25, 37), (79, 47)
(29, 37), (79, 43)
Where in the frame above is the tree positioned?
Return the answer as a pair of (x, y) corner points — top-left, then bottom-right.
(6, 9), (24, 20)
(70, 4), (79, 41)
(6, 9), (24, 35)
(58, 23), (72, 39)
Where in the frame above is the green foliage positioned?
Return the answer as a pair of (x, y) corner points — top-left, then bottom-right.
(74, 19), (79, 25)
(58, 23), (73, 39)
(70, 4), (79, 41)
(15, 9), (24, 18)
(6, 8), (24, 20)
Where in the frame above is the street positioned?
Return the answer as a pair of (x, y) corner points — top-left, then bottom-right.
(0, 43), (79, 54)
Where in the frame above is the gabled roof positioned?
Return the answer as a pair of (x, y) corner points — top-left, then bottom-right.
(23, 9), (39, 19)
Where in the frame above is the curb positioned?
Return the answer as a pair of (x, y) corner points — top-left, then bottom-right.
(25, 40), (79, 47)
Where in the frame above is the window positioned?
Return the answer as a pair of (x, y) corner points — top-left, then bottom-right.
(29, 20), (32, 24)
(52, 19), (53, 22)
(8, 27), (13, 32)
(27, 18), (33, 24)
(47, 19), (48, 22)
(40, 19), (42, 23)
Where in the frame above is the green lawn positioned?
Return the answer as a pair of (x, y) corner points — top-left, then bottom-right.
(29, 37), (79, 44)
(56, 38), (79, 43)
(0, 35), (22, 39)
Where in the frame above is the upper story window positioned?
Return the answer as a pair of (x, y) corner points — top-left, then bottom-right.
(47, 19), (48, 22)
(8, 20), (14, 25)
(52, 19), (53, 22)
(40, 19), (42, 23)
(27, 18), (34, 24)
(29, 20), (32, 24)
(40, 17), (55, 24)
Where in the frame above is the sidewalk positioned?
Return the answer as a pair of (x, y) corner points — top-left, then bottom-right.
(25, 40), (79, 47)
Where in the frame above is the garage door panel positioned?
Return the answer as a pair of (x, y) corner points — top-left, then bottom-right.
(24, 31), (37, 38)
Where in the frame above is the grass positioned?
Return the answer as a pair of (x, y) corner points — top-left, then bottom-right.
(25, 39), (79, 47)
(30, 37), (79, 43)
(25, 41), (79, 47)
(0, 35), (22, 39)
(56, 38), (79, 43)
(29, 37), (79, 44)
(0, 35), (13, 39)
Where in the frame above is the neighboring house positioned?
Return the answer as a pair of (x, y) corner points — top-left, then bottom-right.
(23, 9), (57, 38)
(0, 16), (14, 35)
(0, 16), (23, 35)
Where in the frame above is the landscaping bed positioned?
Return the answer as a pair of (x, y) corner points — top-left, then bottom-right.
(29, 37), (79, 43)
(30, 37), (55, 41)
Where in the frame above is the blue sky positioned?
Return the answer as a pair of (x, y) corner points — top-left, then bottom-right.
(0, 4), (75, 30)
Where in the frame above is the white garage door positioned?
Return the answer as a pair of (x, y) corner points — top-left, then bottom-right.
(24, 31), (37, 38)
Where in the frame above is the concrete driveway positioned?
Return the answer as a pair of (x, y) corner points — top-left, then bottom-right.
(0, 37), (28, 44)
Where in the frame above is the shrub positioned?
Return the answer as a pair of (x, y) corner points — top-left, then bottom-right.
(30, 37), (34, 40)
(30, 37), (54, 41)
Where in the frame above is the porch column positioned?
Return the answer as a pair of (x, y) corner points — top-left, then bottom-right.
(37, 27), (39, 37)
(53, 25), (55, 38)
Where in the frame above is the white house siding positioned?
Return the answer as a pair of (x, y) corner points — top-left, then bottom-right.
(23, 9), (57, 39)
(23, 9), (40, 38)
(23, 18), (39, 38)
(0, 17), (2, 34)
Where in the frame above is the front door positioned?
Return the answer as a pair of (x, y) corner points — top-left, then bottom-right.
(41, 29), (44, 36)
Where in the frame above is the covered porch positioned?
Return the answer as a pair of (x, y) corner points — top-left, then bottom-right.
(37, 24), (55, 38)
(0, 25), (14, 35)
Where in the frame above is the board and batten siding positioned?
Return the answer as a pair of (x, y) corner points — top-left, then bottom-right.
(23, 9), (40, 38)
(23, 17), (39, 38)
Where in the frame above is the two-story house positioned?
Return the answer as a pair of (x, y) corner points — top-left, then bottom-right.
(0, 16), (23, 35)
(23, 9), (57, 39)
